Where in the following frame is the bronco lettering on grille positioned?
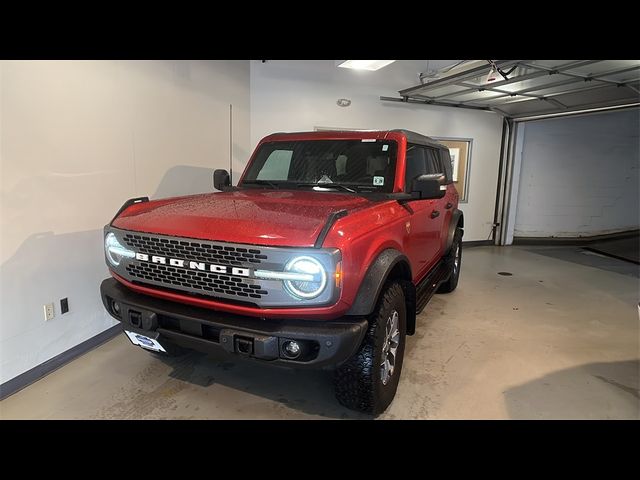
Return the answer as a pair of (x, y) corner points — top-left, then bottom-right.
(135, 252), (250, 277)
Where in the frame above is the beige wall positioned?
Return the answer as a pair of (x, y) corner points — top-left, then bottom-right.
(0, 60), (250, 384)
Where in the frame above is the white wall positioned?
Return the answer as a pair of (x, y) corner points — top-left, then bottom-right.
(0, 60), (250, 385)
(250, 60), (504, 241)
(513, 109), (640, 238)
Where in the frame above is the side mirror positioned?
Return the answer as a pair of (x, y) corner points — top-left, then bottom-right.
(411, 174), (446, 199)
(213, 169), (231, 191)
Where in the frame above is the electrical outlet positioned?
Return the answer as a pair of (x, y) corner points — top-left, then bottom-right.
(44, 303), (55, 321)
(60, 298), (69, 314)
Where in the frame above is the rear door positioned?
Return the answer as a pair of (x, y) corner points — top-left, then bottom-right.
(437, 148), (458, 254)
(423, 146), (448, 260)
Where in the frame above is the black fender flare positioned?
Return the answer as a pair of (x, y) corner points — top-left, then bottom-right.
(110, 197), (149, 225)
(445, 209), (464, 253)
(346, 249), (412, 317)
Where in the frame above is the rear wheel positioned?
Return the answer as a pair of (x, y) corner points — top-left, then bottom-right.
(437, 226), (462, 293)
(334, 282), (406, 415)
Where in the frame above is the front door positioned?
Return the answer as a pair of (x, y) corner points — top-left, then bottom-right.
(404, 145), (445, 280)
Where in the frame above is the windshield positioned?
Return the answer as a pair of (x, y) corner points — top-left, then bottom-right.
(241, 140), (398, 193)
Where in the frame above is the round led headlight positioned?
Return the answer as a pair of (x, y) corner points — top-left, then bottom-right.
(105, 232), (135, 266)
(283, 256), (327, 299)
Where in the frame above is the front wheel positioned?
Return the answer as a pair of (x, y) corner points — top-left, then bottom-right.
(334, 281), (406, 415)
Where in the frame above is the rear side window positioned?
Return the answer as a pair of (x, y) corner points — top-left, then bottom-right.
(439, 149), (454, 184)
(424, 147), (442, 174)
(405, 145), (427, 189)
(405, 144), (454, 190)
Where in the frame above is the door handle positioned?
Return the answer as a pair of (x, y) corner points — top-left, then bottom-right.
(445, 202), (453, 209)
(431, 210), (440, 219)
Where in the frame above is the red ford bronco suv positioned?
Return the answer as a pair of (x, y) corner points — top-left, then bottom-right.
(100, 130), (463, 414)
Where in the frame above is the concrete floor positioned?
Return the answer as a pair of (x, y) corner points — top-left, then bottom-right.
(1, 245), (638, 419)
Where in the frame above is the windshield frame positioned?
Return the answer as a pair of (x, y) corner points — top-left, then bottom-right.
(239, 139), (399, 194)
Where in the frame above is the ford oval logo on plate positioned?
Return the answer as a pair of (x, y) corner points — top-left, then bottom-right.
(124, 330), (166, 353)
(135, 334), (155, 347)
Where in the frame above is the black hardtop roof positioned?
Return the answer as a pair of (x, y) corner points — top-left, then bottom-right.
(266, 129), (449, 150)
(389, 129), (449, 150)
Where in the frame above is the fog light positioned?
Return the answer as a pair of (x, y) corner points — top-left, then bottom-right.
(111, 300), (121, 315)
(282, 340), (301, 359)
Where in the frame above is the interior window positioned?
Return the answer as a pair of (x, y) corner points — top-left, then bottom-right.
(256, 150), (293, 180)
(336, 154), (347, 176)
(366, 155), (390, 176)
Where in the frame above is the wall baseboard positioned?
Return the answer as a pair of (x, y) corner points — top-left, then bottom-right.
(463, 240), (494, 247)
(512, 229), (639, 246)
(0, 324), (121, 401)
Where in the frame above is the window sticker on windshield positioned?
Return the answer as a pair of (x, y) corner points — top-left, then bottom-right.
(361, 139), (376, 142)
(382, 144), (389, 151)
(373, 176), (385, 186)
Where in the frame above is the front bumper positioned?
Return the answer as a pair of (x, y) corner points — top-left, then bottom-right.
(100, 278), (367, 368)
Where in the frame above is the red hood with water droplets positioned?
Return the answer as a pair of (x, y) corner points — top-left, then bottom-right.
(112, 189), (372, 247)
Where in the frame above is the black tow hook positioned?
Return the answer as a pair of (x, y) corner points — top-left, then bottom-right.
(234, 337), (254, 356)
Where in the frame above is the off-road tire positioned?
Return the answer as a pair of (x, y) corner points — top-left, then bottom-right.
(437, 226), (462, 293)
(334, 281), (406, 415)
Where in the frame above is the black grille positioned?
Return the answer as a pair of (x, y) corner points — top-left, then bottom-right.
(123, 234), (268, 266)
(126, 262), (268, 299)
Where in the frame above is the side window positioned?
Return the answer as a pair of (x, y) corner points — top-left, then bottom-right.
(424, 147), (443, 175)
(405, 144), (427, 190)
(439, 149), (453, 184)
(256, 150), (293, 180)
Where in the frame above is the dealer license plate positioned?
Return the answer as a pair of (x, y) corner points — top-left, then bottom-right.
(124, 330), (166, 353)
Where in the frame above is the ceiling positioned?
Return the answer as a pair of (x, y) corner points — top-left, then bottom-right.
(383, 60), (640, 119)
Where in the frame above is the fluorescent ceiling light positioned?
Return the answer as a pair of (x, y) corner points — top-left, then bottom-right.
(337, 60), (396, 71)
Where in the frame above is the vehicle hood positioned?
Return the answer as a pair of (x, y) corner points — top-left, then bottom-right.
(112, 189), (371, 247)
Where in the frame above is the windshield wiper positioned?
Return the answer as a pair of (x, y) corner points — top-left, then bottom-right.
(296, 183), (357, 193)
(242, 179), (279, 189)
